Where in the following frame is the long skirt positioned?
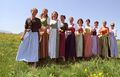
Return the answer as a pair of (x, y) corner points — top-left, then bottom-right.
(59, 32), (65, 57)
(91, 35), (99, 56)
(48, 29), (59, 58)
(83, 33), (92, 58)
(109, 34), (118, 57)
(40, 32), (49, 59)
(75, 33), (83, 57)
(16, 31), (39, 62)
(65, 32), (76, 58)
(99, 35), (109, 57)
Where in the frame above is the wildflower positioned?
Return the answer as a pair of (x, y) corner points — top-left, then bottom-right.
(85, 68), (87, 72)
(93, 73), (96, 76)
(98, 72), (103, 76)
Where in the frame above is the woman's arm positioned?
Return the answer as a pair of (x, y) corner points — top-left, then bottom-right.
(21, 29), (27, 40)
(21, 19), (29, 41)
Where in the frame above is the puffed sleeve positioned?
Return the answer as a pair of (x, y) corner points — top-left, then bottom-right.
(57, 20), (61, 29)
(64, 23), (68, 30)
(25, 19), (28, 29)
(47, 17), (50, 25)
(74, 24), (78, 31)
(38, 18), (41, 29)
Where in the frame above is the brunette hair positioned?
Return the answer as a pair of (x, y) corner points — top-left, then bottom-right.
(51, 11), (58, 20)
(60, 15), (66, 19)
(94, 21), (99, 24)
(77, 18), (83, 24)
(86, 19), (90, 23)
(31, 8), (38, 13)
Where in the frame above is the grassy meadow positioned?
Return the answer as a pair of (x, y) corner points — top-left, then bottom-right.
(0, 33), (120, 77)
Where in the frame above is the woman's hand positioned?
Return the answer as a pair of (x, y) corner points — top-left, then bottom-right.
(20, 36), (24, 41)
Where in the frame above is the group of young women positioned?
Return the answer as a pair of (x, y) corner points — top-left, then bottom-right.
(16, 8), (118, 66)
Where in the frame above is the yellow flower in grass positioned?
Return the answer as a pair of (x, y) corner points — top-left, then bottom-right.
(88, 73), (99, 77)
(94, 73), (98, 77)
(85, 68), (87, 72)
(98, 72), (103, 76)
(93, 73), (96, 76)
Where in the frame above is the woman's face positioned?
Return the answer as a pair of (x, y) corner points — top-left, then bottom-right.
(111, 25), (114, 29)
(86, 20), (90, 25)
(31, 10), (37, 17)
(103, 21), (107, 27)
(60, 16), (65, 23)
(52, 12), (58, 20)
(69, 17), (73, 23)
(42, 9), (48, 16)
(110, 23), (115, 29)
(94, 22), (98, 28)
(78, 20), (83, 26)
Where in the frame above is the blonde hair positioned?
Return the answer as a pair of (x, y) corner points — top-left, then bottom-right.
(40, 8), (48, 18)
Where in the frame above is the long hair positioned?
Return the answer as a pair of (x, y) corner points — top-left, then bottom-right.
(40, 8), (48, 19)
(51, 11), (58, 20)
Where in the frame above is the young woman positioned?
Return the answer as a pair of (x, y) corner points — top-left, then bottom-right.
(83, 19), (92, 58)
(16, 8), (41, 67)
(65, 17), (76, 61)
(109, 22), (118, 58)
(75, 18), (84, 58)
(40, 8), (50, 59)
(48, 11), (60, 59)
(99, 21), (109, 58)
(59, 15), (68, 61)
(91, 21), (99, 56)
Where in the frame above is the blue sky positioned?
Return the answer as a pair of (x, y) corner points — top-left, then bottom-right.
(0, 0), (120, 39)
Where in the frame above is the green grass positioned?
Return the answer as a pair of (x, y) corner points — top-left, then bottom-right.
(0, 33), (120, 77)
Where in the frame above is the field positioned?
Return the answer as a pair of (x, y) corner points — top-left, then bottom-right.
(0, 33), (120, 77)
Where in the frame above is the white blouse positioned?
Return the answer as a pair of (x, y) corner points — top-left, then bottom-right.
(40, 17), (50, 25)
(68, 23), (77, 30)
(50, 19), (60, 29)
(110, 28), (117, 37)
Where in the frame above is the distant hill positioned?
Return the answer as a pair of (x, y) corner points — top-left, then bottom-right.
(19, 32), (24, 35)
(0, 30), (13, 34)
